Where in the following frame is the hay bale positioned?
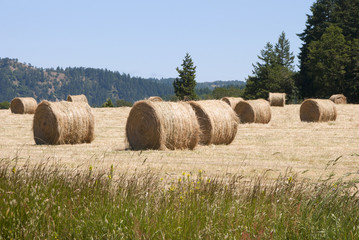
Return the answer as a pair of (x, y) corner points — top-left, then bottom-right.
(221, 97), (244, 109)
(10, 97), (37, 114)
(147, 96), (163, 102)
(269, 92), (286, 106)
(300, 99), (337, 122)
(33, 101), (95, 145)
(189, 100), (239, 145)
(126, 100), (199, 150)
(67, 94), (88, 103)
(234, 99), (271, 124)
(329, 94), (347, 104)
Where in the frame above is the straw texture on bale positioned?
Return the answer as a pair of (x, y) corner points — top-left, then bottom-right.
(234, 99), (271, 124)
(147, 96), (163, 102)
(10, 97), (37, 114)
(221, 97), (244, 109)
(126, 100), (199, 150)
(269, 92), (286, 107)
(33, 101), (95, 145)
(300, 99), (337, 122)
(189, 100), (239, 145)
(329, 94), (347, 104)
(67, 94), (88, 103)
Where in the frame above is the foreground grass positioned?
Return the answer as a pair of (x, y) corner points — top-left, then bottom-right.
(1, 158), (359, 239)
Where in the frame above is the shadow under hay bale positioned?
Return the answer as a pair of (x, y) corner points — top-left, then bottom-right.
(10, 97), (37, 114)
(147, 96), (163, 102)
(329, 94), (347, 104)
(234, 99), (271, 124)
(33, 101), (95, 145)
(221, 97), (244, 110)
(269, 92), (286, 107)
(67, 94), (88, 103)
(126, 100), (199, 150)
(300, 99), (337, 122)
(189, 100), (239, 145)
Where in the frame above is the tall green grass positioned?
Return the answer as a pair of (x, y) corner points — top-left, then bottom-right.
(1, 158), (359, 239)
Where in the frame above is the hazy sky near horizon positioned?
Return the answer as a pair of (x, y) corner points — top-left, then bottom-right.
(1, 0), (315, 82)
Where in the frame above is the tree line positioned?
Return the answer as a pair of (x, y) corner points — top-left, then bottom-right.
(0, 58), (173, 106)
(0, 57), (244, 107)
(175, 0), (359, 103)
(245, 0), (359, 103)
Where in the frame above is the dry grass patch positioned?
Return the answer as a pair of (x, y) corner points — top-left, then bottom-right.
(0, 104), (359, 181)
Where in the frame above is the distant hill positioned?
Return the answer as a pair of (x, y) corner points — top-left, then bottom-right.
(0, 58), (245, 106)
(196, 80), (246, 90)
(156, 78), (245, 90)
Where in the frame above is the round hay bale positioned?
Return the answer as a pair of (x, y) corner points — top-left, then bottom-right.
(189, 100), (239, 145)
(126, 100), (199, 150)
(234, 99), (271, 124)
(10, 97), (37, 114)
(147, 96), (163, 102)
(33, 101), (95, 145)
(300, 99), (337, 122)
(269, 92), (286, 107)
(221, 97), (244, 109)
(67, 94), (88, 103)
(329, 94), (347, 104)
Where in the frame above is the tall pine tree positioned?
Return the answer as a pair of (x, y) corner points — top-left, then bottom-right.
(244, 32), (296, 101)
(173, 53), (198, 100)
(297, 0), (359, 102)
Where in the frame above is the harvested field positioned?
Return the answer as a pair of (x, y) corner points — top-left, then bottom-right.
(0, 104), (358, 180)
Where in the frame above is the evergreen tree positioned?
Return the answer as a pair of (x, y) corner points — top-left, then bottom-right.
(297, 0), (359, 102)
(244, 32), (296, 101)
(297, 0), (337, 97)
(305, 24), (350, 97)
(102, 99), (114, 107)
(173, 53), (198, 100)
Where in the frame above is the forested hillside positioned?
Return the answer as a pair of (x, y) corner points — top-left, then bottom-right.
(0, 58), (173, 106)
(0, 58), (245, 106)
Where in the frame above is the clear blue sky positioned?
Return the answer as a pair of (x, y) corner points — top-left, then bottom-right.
(1, 0), (315, 82)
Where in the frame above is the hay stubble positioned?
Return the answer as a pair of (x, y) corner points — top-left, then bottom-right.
(1, 104), (359, 180)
